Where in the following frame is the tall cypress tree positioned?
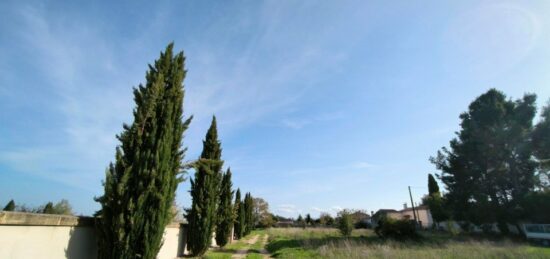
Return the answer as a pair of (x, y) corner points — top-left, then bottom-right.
(244, 193), (254, 235)
(234, 189), (245, 239)
(426, 174), (447, 227)
(3, 199), (15, 211)
(215, 168), (234, 247)
(428, 174), (439, 195)
(187, 116), (223, 256)
(94, 43), (191, 259)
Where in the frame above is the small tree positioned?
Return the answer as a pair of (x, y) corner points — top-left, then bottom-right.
(3, 200), (15, 211)
(426, 174), (448, 228)
(53, 199), (73, 215)
(305, 213), (312, 226)
(337, 209), (354, 236)
(237, 197), (246, 238)
(42, 202), (55, 214)
(428, 174), (439, 194)
(215, 168), (234, 247)
(234, 189), (244, 239)
(187, 117), (224, 256)
(319, 213), (334, 226)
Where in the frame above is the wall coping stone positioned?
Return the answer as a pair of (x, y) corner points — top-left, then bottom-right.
(0, 211), (187, 227)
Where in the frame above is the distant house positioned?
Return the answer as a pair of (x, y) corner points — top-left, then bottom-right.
(372, 205), (433, 229)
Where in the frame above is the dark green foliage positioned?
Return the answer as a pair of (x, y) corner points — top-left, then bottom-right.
(305, 213), (312, 226)
(244, 193), (254, 235)
(94, 43), (191, 259)
(431, 89), (537, 232)
(426, 174), (447, 226)
(521, 190), (550, 223)
(428, 174), (439, 195)
(319, 213), (334, 226)
(234, 189), (245, 239)
(3, 200), (15, 211)
(532, 102), (550, 190)
(215, 168), (234, 247)
(337, 210), (354, 236)
(374, 217), (418, 239)
(42, 202), (54, 214)
(187, 117), (223, 256)
(426, 192), (448, 227)
(237, 196), (246, 238)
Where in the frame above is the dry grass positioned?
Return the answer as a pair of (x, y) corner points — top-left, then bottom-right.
(266, 227), (550, 259)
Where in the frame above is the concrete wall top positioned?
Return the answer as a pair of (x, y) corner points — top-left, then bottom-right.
(0, 211), (187, 228)
(0, 211), (94, 226)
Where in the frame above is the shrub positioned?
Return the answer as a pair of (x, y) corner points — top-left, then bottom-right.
(337, 209), (354, 236)
(374, 217), (418, 239)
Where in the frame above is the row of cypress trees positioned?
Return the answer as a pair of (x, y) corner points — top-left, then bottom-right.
(94, 43), (257, 258)
(186, 116), (257, 256)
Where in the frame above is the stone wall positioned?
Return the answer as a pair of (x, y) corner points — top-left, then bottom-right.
(0, 211), (188, 259)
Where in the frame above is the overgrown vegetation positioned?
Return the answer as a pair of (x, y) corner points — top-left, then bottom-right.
(266, 228), (550, 259)
(374, 217), (418, 239)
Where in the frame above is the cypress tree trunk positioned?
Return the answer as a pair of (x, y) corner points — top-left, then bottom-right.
(215, 168), (234, 247)
(187, 116), (223, 256)
(94, 43), (191, 259)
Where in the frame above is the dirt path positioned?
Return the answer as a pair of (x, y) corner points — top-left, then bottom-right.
(258, 234), (270, 258)
(232, 234), (259, 259)
(231, 234), (271, 259)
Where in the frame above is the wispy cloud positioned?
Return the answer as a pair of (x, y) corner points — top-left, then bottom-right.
(281, 112), (345, 130)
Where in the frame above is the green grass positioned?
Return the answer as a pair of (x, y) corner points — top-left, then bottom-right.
(265, 227), (550, 259)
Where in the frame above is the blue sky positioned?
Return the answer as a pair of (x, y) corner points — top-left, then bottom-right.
(1, 0), (550, 217)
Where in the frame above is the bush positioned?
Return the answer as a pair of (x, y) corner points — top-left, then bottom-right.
(337, 209), (354, 236)
(354, 220), (371, 229)
(374, 217), (418, 239)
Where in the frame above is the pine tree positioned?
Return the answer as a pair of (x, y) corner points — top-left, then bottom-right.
(3, 199), (15, 211)
(187, 116), (223, 256)
(431, 89), (537, 233)
(215, 168), (234, 247)
(94, 43), (192, 259)
(244, 193), (254, 235)
(234, 189), (245, 239)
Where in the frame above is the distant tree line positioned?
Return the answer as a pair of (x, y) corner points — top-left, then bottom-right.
(430, 88), (550, 234)
(2, 199), (73, 215)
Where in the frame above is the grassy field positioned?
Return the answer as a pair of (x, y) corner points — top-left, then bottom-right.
(265, 227), (550, 259)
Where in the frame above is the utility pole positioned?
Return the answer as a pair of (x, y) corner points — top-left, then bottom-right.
(408, 186), (418, 226)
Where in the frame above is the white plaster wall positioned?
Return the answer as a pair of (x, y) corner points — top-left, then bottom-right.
(0, 225), (186, 259)
(0, 225), (97, 259)
(158, 227), (186, 259)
